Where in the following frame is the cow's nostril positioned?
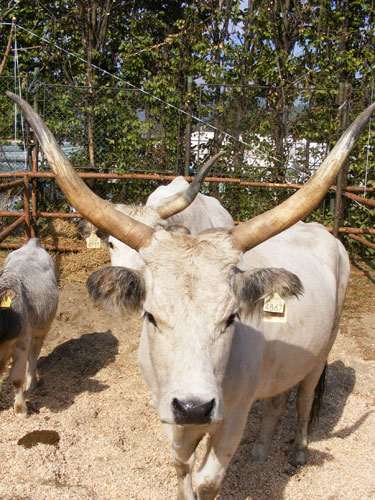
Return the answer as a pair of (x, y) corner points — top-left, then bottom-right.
(172, 398), (215, 425)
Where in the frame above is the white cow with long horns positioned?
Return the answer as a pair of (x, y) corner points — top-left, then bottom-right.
(8, 91), (374, 500)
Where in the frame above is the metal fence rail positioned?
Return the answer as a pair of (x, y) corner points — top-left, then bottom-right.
(0, 170), (374, 252)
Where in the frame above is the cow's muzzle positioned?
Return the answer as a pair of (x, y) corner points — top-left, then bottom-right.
(172, 397), (215, 425)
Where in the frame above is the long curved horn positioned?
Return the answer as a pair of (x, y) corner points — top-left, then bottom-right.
(7, 92), (155, 251)
(156, 151), (225, 219)
(231, 102), (375, 252)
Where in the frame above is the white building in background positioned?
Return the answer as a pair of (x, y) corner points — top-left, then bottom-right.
(190, 130), (327, 183)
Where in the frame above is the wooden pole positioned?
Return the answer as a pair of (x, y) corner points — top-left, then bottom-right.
(0, 170), (374, 192)
(0, 179), (24, 192)
(0, 216), (25, 244)
(342, 190), (375, 208)
(347, 233), (375, 250)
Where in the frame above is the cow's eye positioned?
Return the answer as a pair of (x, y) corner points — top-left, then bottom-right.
(108, 241), (114, 249)
(145, 312), (157, 327)
(225, 313), (237, 328)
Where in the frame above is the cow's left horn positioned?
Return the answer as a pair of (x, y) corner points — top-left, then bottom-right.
(7, 91), (155, 251)
(156, 151), (225, 219)
(231, 102), (375, 252)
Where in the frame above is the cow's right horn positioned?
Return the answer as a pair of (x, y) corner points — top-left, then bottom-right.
(7, 91), (155, 251)
(156, 151), (225, 219)
(231, 102), (375, 252)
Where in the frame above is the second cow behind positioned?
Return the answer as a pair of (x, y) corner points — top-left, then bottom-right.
(79, 158), (234, 269)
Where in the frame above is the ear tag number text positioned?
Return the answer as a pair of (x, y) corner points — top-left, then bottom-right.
(263, 292), (287, 323)
(86, 232), (101, 249)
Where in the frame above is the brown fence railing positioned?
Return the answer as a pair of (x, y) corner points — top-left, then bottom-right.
(0, 170), (374, 252)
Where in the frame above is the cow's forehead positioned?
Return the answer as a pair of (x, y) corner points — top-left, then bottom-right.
(140, 230), (240, 272)
(140, 231), (240, 321)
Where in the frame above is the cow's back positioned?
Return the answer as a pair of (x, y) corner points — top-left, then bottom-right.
(146, 177), (234, 233)
(241, 221), (349, 287)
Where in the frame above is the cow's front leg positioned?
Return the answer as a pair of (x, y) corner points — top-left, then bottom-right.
(251, 390), (291, 462)
(195, 405), (251, 500)
(163, 424), (204, 500)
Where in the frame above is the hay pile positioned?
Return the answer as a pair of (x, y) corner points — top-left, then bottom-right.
(54, 246), (111, 284)
(38, 218), (81, 243)
(39, 219), (111, 284)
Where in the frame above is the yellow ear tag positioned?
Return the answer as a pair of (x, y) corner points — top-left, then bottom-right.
(263, 292), (287, 323)
(0, 296), (12, 308)
(263, 292), (285, 314)
(86, 232), (101, 249)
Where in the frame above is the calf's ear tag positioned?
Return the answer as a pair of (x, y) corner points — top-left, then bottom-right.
(0, 293), (13, 308)
(86, 232), (101, 249)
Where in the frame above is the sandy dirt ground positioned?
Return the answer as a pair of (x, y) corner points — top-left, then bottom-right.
(0, 270), (375, 500)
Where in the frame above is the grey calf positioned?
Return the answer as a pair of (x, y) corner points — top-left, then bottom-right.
(0, 239), (58, 417)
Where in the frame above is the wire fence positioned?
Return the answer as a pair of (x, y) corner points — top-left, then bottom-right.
(1, 76), (373, 173)
(0, 76), (374, 254)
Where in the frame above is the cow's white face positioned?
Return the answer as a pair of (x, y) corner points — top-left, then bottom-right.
(139, 231), (241, 425)
(86, 229), (303, 427)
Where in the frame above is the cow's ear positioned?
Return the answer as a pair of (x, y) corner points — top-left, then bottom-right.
(233, 267), (304, 316)
(86, 266), (145, 315)
(95, 228), (109, 243)
(77, 219), (109, 243)
(77, 219), (97, 239)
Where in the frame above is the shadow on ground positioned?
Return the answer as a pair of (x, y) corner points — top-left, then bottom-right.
(218, 359), (369, 500)
(0, 330), (118, 415)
